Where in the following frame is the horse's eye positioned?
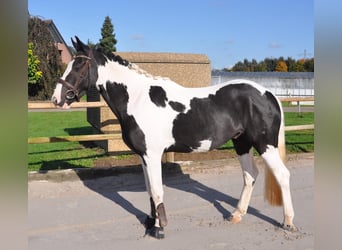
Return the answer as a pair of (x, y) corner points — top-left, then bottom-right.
(65, 90), (76, 100)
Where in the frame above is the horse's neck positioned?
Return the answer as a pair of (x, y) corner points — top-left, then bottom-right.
(97, 61), (145, 93)
(96, 60), (169, 118)
(96, 60), (179, 97)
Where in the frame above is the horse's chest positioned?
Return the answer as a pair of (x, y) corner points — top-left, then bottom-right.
(127, 103), (177, 143)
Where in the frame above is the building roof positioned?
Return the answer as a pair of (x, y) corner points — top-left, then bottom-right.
(44, 19), (73, 56)
(117, 52), (210, 64)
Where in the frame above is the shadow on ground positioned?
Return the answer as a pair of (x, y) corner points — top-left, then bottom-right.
(74, 162), (280, 229)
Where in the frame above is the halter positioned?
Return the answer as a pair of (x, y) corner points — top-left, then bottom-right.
(59, 53), (93, 102)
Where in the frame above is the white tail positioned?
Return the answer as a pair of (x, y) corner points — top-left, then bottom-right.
(264, 102), (286, 206)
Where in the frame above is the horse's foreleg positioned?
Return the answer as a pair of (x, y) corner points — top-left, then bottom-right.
(230, 149), (259, 224)
(261, 146), (296, 231)
(141, 158), (156, 229)
(142, 153), (167, 238)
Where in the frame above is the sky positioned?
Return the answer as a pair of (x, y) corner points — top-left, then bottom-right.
(28, 0), (314, 69)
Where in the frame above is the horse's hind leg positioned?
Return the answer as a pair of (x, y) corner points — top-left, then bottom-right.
(230, 146), (259, 224)
(261, 146), (295, 230)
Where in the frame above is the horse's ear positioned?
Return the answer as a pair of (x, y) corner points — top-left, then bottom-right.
(71, 36), (89, 53)
(71, 37), (78, 50)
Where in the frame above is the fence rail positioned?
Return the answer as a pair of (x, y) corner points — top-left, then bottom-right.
(28, 96), (314, 146)
(28, 101), (107, 109)
(28, 133), (122, 144)
(28, 97), (314, 110)
(278, 96), (314, 102)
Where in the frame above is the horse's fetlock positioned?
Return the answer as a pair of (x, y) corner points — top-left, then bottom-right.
(229, 210), (244, 224)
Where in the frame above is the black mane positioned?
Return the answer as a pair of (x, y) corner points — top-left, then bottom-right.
(94, 47), (130, 67)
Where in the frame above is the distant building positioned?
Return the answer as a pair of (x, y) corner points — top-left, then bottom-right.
(44, 20), (73, 64)
(211, 71), (314, 97)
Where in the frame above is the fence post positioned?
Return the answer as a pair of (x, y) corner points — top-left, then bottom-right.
(297, 101), (302, 117)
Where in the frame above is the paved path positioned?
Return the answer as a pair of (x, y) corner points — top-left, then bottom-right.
(28, 153), (314, 250)
(283, 106), (314, 113)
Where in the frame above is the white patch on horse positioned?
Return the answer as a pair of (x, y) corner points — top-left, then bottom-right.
(51, 60), (74, 106)
(96, 61), (146, 92)
(261, 145), (295, 224)
(61, 59), (74, 80)
(232, 150), (259, 219)
(192, 139), (212, 152)
(51, 83), (62, 104)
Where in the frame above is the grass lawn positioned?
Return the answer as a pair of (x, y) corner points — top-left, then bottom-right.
(283, 112), (314, 152)
(28, 111), (314, 171)
(28, 111), (106, 171)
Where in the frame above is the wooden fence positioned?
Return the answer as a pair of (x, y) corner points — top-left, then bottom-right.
(28, 96), (314, 146)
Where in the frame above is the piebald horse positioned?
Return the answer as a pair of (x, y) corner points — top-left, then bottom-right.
(52, 37), (296, 239)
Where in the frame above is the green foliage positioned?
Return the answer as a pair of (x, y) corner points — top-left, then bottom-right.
(28, 16), (64, 100)
(98, 16), (117, 53)
(304, 58), (314, 71)
(28, 42), (43, 84)
(87, 39), (96, 48)
(230, 57), (314, 72)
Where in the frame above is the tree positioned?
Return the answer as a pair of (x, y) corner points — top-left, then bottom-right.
(264, 57), (277, 71)
(229, 56), (314, 72)
(286, 57), (297, 72)
(275, 61), (288, 72)
(304, 58), (314, 72)
(292, 59), (305, 72)
(231, 61), (247, 71)
(87, 39), (96, 49)
(99, 16), (117, 53)
(254, 61), (267, 71)
(28, 16), (64, 100)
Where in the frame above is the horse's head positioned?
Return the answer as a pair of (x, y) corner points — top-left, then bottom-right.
(51, 36), (98, 109)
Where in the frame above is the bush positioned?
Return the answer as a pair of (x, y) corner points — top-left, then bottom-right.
(28, 16), (64, 100)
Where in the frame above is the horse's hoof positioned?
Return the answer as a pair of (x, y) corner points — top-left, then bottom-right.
(144, 216), (155, 230)
(228, 214), (242, 224)
(281, 223), (297, 232)
(147, 226), (165, 239)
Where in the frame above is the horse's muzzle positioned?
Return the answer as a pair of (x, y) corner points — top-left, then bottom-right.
(51, 95), (70, 109)
(51, 96), (58, 106)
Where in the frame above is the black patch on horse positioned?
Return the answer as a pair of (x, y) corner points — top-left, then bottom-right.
(149, 86), (168, 107)
(168, 95), (227, 152)
(104, 81), (147, 156)
(169, 101), (186, 113)
(167, 84), (281, 155)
